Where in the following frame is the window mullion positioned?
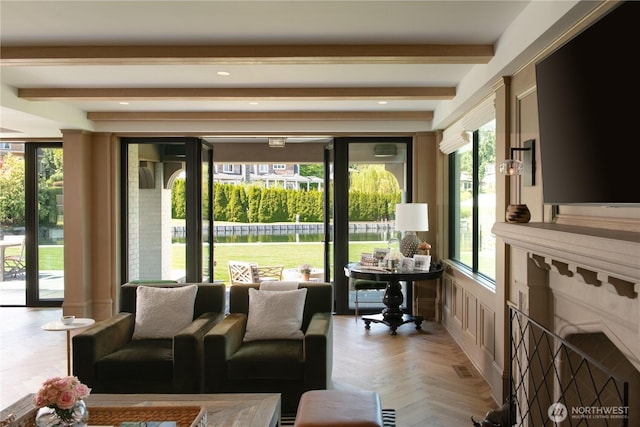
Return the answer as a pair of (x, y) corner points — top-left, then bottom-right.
(472, 134), (480, 272)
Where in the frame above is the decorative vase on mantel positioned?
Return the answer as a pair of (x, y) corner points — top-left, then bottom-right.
(35, 400), (89, 427)
(505, 204), (531, 223)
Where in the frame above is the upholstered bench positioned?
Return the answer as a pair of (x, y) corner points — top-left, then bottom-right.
(294, 390), (383, 427)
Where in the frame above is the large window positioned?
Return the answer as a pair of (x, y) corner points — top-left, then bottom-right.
(449, 120), (496, 281)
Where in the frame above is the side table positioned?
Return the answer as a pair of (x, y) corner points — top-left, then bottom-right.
(346, 263), (443, 335)
(41, 317), (95, 375)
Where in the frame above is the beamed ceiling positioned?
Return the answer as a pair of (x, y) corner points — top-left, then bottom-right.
(0, 1), (609, 141)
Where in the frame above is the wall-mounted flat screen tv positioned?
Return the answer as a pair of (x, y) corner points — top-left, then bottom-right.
(535, 1), (640, 206)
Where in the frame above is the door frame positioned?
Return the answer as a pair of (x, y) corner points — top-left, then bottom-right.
(120, 137), (213, 285)
(332, 137), (413, 315)
(25, 142), (64, 307)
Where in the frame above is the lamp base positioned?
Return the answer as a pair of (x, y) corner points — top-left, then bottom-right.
(506, 204), (531, 223)
(400, 232), (421, 258)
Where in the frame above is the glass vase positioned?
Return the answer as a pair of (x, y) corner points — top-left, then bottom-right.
(35, 400), (89, 427)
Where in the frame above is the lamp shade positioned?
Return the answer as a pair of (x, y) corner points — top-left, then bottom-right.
(395, 203), (429, 232)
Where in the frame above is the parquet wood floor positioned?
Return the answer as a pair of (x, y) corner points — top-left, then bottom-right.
(0, 308), (497, 426)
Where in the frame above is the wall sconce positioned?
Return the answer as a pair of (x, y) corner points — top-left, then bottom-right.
(395, 203), (428, 257)
(499, 139), (535, 223)
(500, 139), (535, 186)
(268, 137), (286, 148)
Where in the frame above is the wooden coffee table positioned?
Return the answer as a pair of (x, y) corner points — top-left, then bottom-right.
(0, 393), (281, 427)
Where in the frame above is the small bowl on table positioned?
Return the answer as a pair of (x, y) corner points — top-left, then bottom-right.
(61, 315), (75, 325)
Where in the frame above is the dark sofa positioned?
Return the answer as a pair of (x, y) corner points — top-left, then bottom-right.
(72, 282), (226, 394)
(203, 282), (333, 413)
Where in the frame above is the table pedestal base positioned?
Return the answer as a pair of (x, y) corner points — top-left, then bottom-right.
(362, 313), (424, 335)
(361, 278), (425, 335)
(347, 263), (443, 336)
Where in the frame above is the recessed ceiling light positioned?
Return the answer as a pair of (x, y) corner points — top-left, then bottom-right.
(217, 71), (230, 76)
(249, 102), (259, 105)
(119, 102), (129, 105)
(378, 101), (388, 105)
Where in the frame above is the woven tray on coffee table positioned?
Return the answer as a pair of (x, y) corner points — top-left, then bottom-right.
(88, 406), (206, 427)
(20, 406), (206, 427)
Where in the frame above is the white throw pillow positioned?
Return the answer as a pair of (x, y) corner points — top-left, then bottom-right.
(243, 288), (308, 342)
(259, 281), (298, 291)
(132, 284), (198, 339)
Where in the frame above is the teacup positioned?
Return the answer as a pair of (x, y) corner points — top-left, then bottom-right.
(61, 315), (75, 325)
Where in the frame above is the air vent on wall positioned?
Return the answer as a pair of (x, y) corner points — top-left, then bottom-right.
(268, 137), (287, 147)
(373, 144), (397, 158)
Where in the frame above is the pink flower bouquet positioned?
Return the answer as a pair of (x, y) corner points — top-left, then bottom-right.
(34, 376), (91, 424)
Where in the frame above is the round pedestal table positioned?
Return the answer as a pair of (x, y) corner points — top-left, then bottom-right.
(42, 317), (95, 375)
(346, 263), (443, 335)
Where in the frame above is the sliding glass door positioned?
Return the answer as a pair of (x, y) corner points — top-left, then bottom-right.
(0, 143), (64, 307)
(121, 138), (213, 284)
(28, 144), (65, 305)
(332, 137), (412, 315)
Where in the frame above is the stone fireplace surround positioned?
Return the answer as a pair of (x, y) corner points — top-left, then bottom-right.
(493, 222), (639, 422)
(493, 222), (639, 368)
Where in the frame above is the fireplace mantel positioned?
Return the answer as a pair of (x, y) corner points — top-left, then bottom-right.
(493, 221), (640, 372)
(492, 222), (640, 285)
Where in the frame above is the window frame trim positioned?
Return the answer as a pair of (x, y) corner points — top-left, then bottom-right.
(448, 128), (496, 285)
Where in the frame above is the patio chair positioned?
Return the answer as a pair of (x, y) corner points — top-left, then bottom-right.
(353, 278), (387, 321)
(227, 260), (284, 285)
(3, 237), (26, 279)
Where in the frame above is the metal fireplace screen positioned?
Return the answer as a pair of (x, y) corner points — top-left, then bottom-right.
(509, 304), (629, 426)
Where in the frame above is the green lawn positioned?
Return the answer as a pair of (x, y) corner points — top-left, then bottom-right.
(3, 245), (65, 270)
(39, 246), (64, 270)
(31, 241), (387, 282)
(193, 241), (385, 282)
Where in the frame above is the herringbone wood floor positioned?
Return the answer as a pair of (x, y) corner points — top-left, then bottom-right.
(0, 307), (497, 426)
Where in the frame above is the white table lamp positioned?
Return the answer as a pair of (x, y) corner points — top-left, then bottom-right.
(395, 203), (428, 257)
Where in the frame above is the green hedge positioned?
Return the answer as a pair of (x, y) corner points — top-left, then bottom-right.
(0, 153), (63, 228)
(172, 181), (400, 223)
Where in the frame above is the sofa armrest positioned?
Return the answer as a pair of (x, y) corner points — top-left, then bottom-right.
(203, 313), (247, 392)
(72, 313), (134, 386)
(304, 312), (333, 389)
(174, 311), (226, 393)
